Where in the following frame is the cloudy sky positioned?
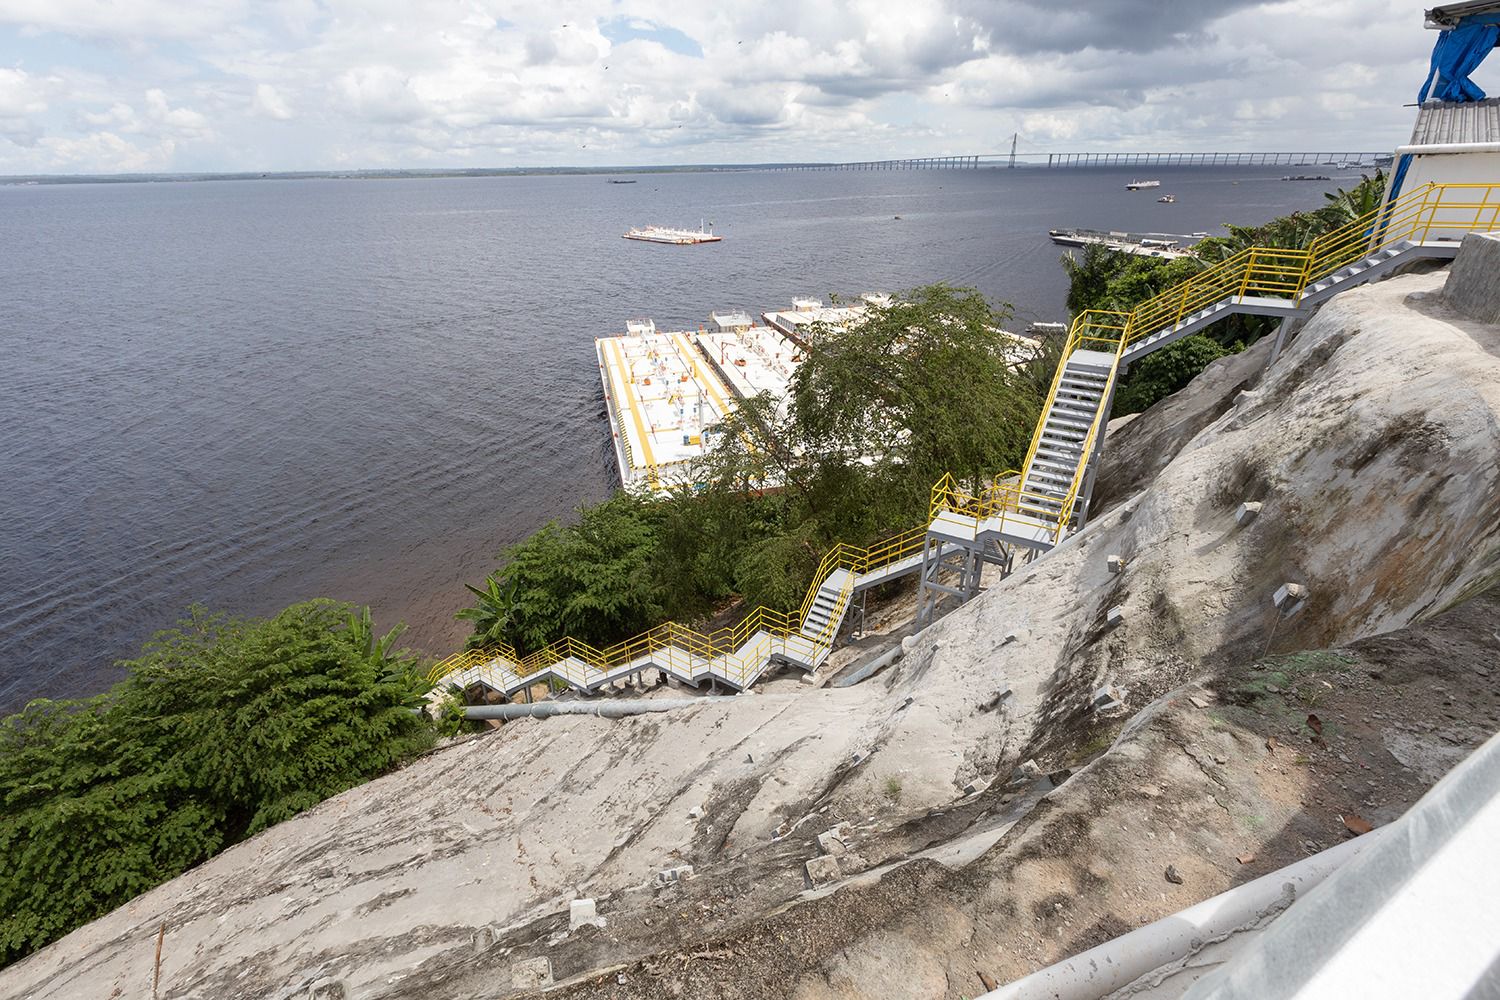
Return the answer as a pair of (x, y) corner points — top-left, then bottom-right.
(0, 0), (1469, 174)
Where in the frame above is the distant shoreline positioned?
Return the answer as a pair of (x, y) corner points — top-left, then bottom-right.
(0, 164), (836, 186)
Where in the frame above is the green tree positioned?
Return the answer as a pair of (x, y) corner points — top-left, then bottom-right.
(0, 600), (434, 968)
(788, 284), (1039, 487)
(472, 492), (667, 654)
(1112, 335), (1229, 415)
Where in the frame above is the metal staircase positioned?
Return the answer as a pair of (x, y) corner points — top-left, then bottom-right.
(432, 528), (926, 696)
(437, 181), (1500, 698)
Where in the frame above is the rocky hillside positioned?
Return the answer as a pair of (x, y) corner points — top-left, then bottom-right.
(4, 246), (1499, 1000)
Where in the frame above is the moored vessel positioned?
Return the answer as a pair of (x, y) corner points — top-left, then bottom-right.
(623, 222), (722, 245)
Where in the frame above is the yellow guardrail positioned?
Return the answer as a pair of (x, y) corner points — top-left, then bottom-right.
(1122, 182), (1500, 349)
(439, 183), (1500, 693)
(430, 520), (926, 688)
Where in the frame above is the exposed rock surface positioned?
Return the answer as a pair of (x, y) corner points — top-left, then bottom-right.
(3, 266), (1499, 1000)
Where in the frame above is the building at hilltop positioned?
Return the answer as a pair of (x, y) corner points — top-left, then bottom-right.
(1382, 2), (1500, 214)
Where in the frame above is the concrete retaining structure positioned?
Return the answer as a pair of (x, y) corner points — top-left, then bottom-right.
(1443, 231), (1500, 324)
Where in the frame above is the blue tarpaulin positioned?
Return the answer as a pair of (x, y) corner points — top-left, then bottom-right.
(1419, 15), (1500, 103)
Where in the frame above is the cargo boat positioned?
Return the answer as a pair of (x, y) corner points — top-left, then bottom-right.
(1125, 179), (1161, 190)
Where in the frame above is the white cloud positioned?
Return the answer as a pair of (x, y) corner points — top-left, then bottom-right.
(0, 0), (1451, 173)
(251, 83), (292, 120)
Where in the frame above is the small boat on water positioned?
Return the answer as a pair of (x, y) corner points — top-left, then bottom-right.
(1157, 194), (1176, 203)
(609, 179), (638, 184)
(623, 222), (722, 245)
(1126, 179), (1161, 190)
(1282, 174), (1331, 181)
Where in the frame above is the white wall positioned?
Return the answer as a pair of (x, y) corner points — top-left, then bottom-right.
(1399, 152), (1500, 239)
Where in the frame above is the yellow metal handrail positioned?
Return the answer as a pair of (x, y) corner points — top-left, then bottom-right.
(1123, 182), (1500, 349)
(437, 183), (1500, 692)
(431, 518), (928, 688)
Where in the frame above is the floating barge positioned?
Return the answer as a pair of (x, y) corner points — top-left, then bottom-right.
(598, 297), (1042, 492)
(1049, 228), (1194, 260)
(597, 313), (804, 492)
(623, 224), (722, 245)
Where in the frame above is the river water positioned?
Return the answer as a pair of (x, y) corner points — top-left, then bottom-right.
(0, 165), (1349, 709)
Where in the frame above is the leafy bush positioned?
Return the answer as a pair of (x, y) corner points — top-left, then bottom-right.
(1112, 336), (1230, 415)
(0, 600), (434, 967)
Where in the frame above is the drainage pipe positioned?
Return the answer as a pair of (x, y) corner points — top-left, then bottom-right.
(832, 646), (904, 688)
(979, 827), (1387, 1000)
(464, 698), (706, 721)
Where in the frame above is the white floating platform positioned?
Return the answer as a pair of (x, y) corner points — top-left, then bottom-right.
(597, 326), (736, 492)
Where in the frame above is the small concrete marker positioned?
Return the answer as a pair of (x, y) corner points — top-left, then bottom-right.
(817, 824), (850, 856)
(1273, 583), (1308, 617)
(1236, 501), (1262, 526)
(1091, 681), (1127, 715)
(569, 898), (606, 931)
(1105, 605), (1125, 627)
(806, 854), (842, 887)
(688, 805), (705, 820)
(511, 957), (554, 989)
(1106, 554), (1125, 574)
(1273, 582), (1307, 607)
(654, 864), (696, 887)
(963, 776), (991, 796)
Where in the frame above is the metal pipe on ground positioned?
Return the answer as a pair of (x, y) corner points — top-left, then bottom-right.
(978, 828), (1387, 1000)
(832, 646), (905, 688)
(464, 699), (705, 721)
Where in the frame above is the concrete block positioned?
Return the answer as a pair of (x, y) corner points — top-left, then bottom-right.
(1092, 682), (1128, 714)
(1009, 758), (1042, 784)
(511, 957), (554, 989)
(1106, 555), (1125, 574)
(1105, 605), (1125, 627)
(816, 823), (850, 856)
(799, 673), (819, 686)
(1236, 501), (1262, 526)
(963, 776), (991, 796)
(1444, 232), (1500, 324)
(1273, 583), (1308, 616)
(850, 751), (867, 766)
(654, 864), (696, 887)
(687, 805), (705, 820)
(805, 854), (842, 887)
(569, 897), (606, 931)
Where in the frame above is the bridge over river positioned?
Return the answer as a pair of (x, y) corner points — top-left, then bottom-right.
(767, 150), (1388, 171)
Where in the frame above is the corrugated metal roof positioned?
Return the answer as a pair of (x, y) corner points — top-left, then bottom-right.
(1410, 98), (1500, 144)
(1426, 1), (1500, 29)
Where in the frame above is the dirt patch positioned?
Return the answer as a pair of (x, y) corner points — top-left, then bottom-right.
(529, 585), (1500, 1000)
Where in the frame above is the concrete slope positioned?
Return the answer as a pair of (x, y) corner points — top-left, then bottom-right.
(4, 261), (1500, 1000)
